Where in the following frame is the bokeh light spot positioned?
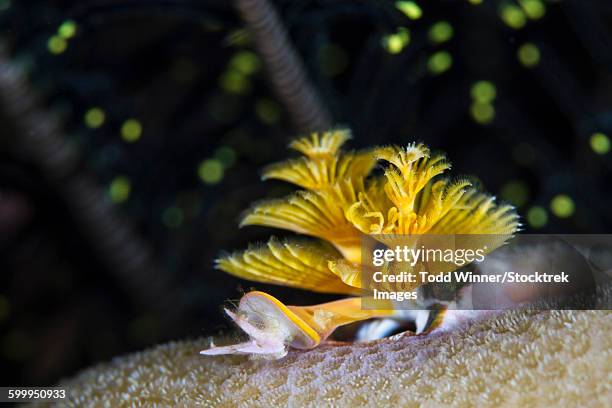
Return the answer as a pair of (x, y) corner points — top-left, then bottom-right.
(162, 207), (184, 228)
(0, 0), (10, 11)
(518, 43), (540, 67)
(47, 35), (67, 54)
(395, 1), (422, 20)
(214, 146), (237, 168)
(427, 51), (452, 74)
(500, 180), (529, 207)
(255, 98), (282, 124)
(500, 4), (527, 29)
(590, 132), (610, 155)
(527, 206), (548, 228)
(471, 81), (497, 103)
(58, 20), (77, 39)
(550, 194), (575, 218)
(219, 69), (251, 94)
(429, 21), (453, 44)
(468, 0), (483, 4)
(198, 159), (224, 184)
(470, 102), (495, 124)
(230, 51), (261, 76)
(520, 0), (546, 20)
(382, 28), (410, 54)
(121, 119), (142, 143)
(84, 107), (105, 128)
(108, 176), (131, 204)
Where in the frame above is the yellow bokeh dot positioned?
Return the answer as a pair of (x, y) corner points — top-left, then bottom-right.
(230, 51), (261, 76)
(500, 4), (527, 29)
(590, 132), (610, 155)
(550, 194), (575, 218)
(429, 21), (453, 44)
(470, 102), (495, 124)
(518, 43), (540, 68)
(382, 28), (410, 54)
(58, 20), (77, 39)
(121, 119), (142, 143)
(527, 206), (548, 228)
(47, 36), (67, 55)
(84, 107), (105, 128)
(383, 36), (403, 54)
(198, 159), (224, 184)
(519, 0), (546, 20)
(395, 1), (422, 20)
(109, 176), (131, 204)
(427, 51), (452, 75)
(471, 81), (497, 103)
(219, 69), (251, 94)
(468, 0), (483, 4)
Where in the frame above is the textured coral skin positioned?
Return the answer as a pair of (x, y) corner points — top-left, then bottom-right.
(50, 308), (611, 407)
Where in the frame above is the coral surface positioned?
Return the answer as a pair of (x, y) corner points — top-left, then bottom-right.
(53, 308), (611, 407)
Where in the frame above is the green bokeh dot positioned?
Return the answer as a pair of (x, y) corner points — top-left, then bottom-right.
(518, 43), (540, 68)
(84, 107), (105, 128)
(429, 21), (453, 44)
(47, 36), (67, 54)
(471, 81), (497, 103)
(395, 1), (422, 20)
(382, 28), (410, 54)
(527, 206), (548, 228)
(121, 119), (142, 143)
(500, 4), (527, 29)
(230, 51), (261, 76)
(219, 69), (251, 94)
(520, 0), (546, 20)
(427, 51), (452, 74)
(590, 133), (610, 155)
(109, 176), (131, 204)
(198, 159), (224, 184)
(550, 194), (575, 218)
(470, 102), (495, 125)
(58, 20), (77, 39)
